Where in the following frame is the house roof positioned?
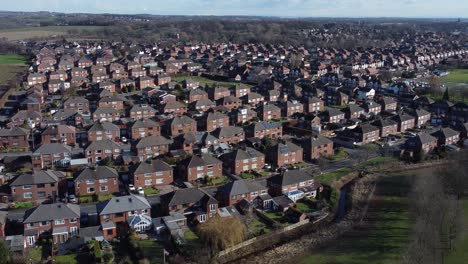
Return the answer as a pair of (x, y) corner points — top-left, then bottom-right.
(42, 125), (75, 135)
(269, 170), (313, 187)
(206, 111), (228, 121)
(169, 115), (196, 126)
(86, 139), (121, 151)
(134, 159), (172, 174)
(88, 122), (119, 132)
(97, 194), (151, 215)
(230, 147), (265, 161)
(10, 170), (63, 186)
(181, 154), (222, 168)
(24, 203), (80, 223)
(269, 141), (302, 154)
(34, 143), (71, 154)
(220, 179), (266, 196)
(0, 127), (29, 137)
(212, 126), (244, 138)
(372, 118), (397, 128)
(132, 119), (160, 129)
(136, 135), (171, 148)
(75, 166), (118, 182)
(161, 188), (217, 207)
(431, 127), (459, 139)
(305, 135), (333, 147)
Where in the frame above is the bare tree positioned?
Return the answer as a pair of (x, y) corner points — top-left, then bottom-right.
(197, 216), (247, 254)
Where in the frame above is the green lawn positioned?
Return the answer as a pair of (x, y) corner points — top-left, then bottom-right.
(295, 201), (314, 213)
(79, 194), (114, 203)
(11, 201), (34, 209)
(248, 218), (272, 237)
(240, 172), (257, 179)
(172, 75), (253, 88)
(0, 54), (27, 65)
(143, 187), (160, 196)
(441, 69), (468, 86)
(264, 211), (284, 222)
(363, 156), (398, 167)
(137, 240), (164, 264)
(0, 26), (106, 41)
(444, 199), (468, 264)
(299, 175), (412, 264)
(27, 247), (42, 263)
(55, 254), (78, 264)
(316, 168), (354, 184)
(184, 230), (199, 241)
(327, 149), (349, 161)
(207, 176), (230, 186)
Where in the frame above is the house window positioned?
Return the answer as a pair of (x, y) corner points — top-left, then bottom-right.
(24, 192), (32, 199)
(209, 204), (216, 212)
(100, 186), (108, 192)
(145, 180), (152, 186)
(55, 219), (65, 225)
(199, 214), (207, 223)
(37, 192), (46, 198)
(40, 221), (49, 226)
(144, 173), (152, 177)
(86, 179), (95, 184)
(156, 179), (164, 184)
(87, 187), (95, 193)
(37, 184), (45, 188)
(70, 218), (77, 223)
(156, 172), (164, 176)
(23, 185), (32, 190)
(99, 179), (108, 183)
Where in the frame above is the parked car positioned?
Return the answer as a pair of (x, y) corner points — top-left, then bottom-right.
(68, 195), (77, 203)
(121, 136), (128, 143)
(129, 184), (136, 192)
(137, 187), (144, 195)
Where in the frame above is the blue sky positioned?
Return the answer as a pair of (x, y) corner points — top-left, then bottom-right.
(2, 0), (467, 18)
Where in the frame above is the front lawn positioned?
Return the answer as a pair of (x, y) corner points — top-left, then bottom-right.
(316, 168), (354, 184)
(206, 176), (229, 186)
(240, 172), (257, 179)
(327, 148), (349, 161)
(11, 201), (34, 209)
(295, 201), (315, 213)
(79, 194), (115, 203)
(27, 247), (42, 263)
(55, 254), (78, 264)
(363, 156), (398, 167)
(294, 162), (311, 169)
(143, 187), (159, 196)
(264, 211), (284, 222)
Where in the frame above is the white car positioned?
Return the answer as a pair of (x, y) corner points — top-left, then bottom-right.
(129, 184), (136, 192)
(137, 187), (145, 195)
(121, 137), (128, 143)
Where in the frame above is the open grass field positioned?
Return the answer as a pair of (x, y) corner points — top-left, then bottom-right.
(0, 54), (27, 85)
(298, 174), (412, 264)
(441, 69), (468, 86)
(173, 75), (253, 88)
(0, 26), (106, 41)
(316, 168), (354, 184)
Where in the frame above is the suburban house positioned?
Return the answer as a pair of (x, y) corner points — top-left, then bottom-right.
(405, 132), (438, 154)
(218, 179), (269, 207)
(353, 123), (380, 144)
(97, 195), (152, 236)
(304, 97), (324, 113)
(161, 188), (218, 223)
(162, 101), (187, 115)
(343, 105), (365, 119)
(257, 103), (281, 121)
(0, 127), (30, 150)
(179, 154), (223, 182)
(129, 105), (157, 120)
(87, 122), (120, 142)
(302, 136), (334, 161)
(281, 100), (304, 117)
(32, 143), (71, 169)
(74, 166), (119, 197)
(63, 97), (90, 113)
(222, 147), (265, 175)
(431, 127), (460, 146)
(378, 96), (398, 111)
(166, 115), (197, 137)
(10, 170), (64, 202)
(392, 113), (415, 132)
(245, 121), (283, 139)
(267, 170), (317, 196)
(41, 125), (76, 145)
(204, 111), (230, 132)
(212, 126), (245, 145)
(133, 159), (173, 188)
(372, 119), (399, 137)
(322, 108), (345, 123)
(23, 203), (80, 246)
(85, 139), (122, 164)
(92, 107), (121, 122)
(135, 135), (171, 161)
(409, 109), (431, 128)
(266, 142), (303, 167)
(130, 119), (161, 140)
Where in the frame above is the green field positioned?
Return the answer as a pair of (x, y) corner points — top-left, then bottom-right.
(441, 69), (468, 86)
(0, 54), (27, 65)
(444, 199), (468, 264)
(173, 75), (253, 88)
(316, 168), (353, 184)
(0, 26), (106, 41)
(298, 175), (412, 264)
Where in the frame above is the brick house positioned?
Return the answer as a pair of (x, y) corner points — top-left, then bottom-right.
(137, 76), (154, 89)
(10, 110), (42, 128)
(41, 125), (76, 145)
(217, 96), (243, 110)
(322, 108), (345, 124)
(10, 170), (63, 202)
(222, 147), (265, 175)
(190, 99), (215, 112)
(391, 113), (415, 132)
(74, 166), (119, 197)
(161, 101), (187, 115)
(208, 86), (231, 101)
(129, 105), (157, 120)
(231, 85), (250, 98)
(32, 143), (71, 169)
(212, 126), (245, 145)
(0, 127), (29, 150)
(378, 96), (398, 111)
(204, 112), (230, 132)
(245, 121), (282, 139)
(353, 123), (380, 144)
(281, 100), (304, 117)
(161, 188), (218, 223)
(431, 127), (460, 146)
(188, 89), (209, 103)
(302, 136), (334, 161)
(133, 159), (173, 188)
(344, 105), (365, 119)
(179, 154), (223, 182)
(27, 73), (47, 86)
(87, 122), (120, 142)
(23, 203), (80, 246)
(405, 133), (438, 154)
(409, 109), (431, 128)
(218, 179), (268, 206)
(97, 195), (151, 234)
(85, 139), (122, 164)
(135, 135), (171, 161)
(92, 107), (121, 122)
(166, 115), (197, 137)
(266, 142), (303, 167)
(304, 97), (324, 113)
(232, 108), (257, 124)
(241, 92), (264, 106)
(131, 119), (161, 140)
(257, 103), (282, 121)
(372, 119), (398, 137)
(156, 73), (171, 86)
(267, 170), (315, 196)
(98, 96), (125, 110)
(63, 97), (90, 113)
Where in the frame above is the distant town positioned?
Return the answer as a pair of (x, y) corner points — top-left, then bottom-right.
(0, 12), (467, 264)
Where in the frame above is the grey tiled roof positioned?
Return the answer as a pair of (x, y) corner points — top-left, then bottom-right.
(75, 166), (118, 181)
(162, 188), (217, 207)
(181, 153), (222, 168)
(136, 135), (171, 148)
(269, 170), (313, 187)
(97, 194), (151, 215)
(220, 179), (266, 196)
(134, 159), (172, 174)
(88, 122), (119, 132)
(0, 127), (29, 137)
(24, 203), (80, 223)
(10, 170), (63, 186)
(34, 143), (71, 154)
(132, 119), (160, 129)
(86, 139), (121, 152)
